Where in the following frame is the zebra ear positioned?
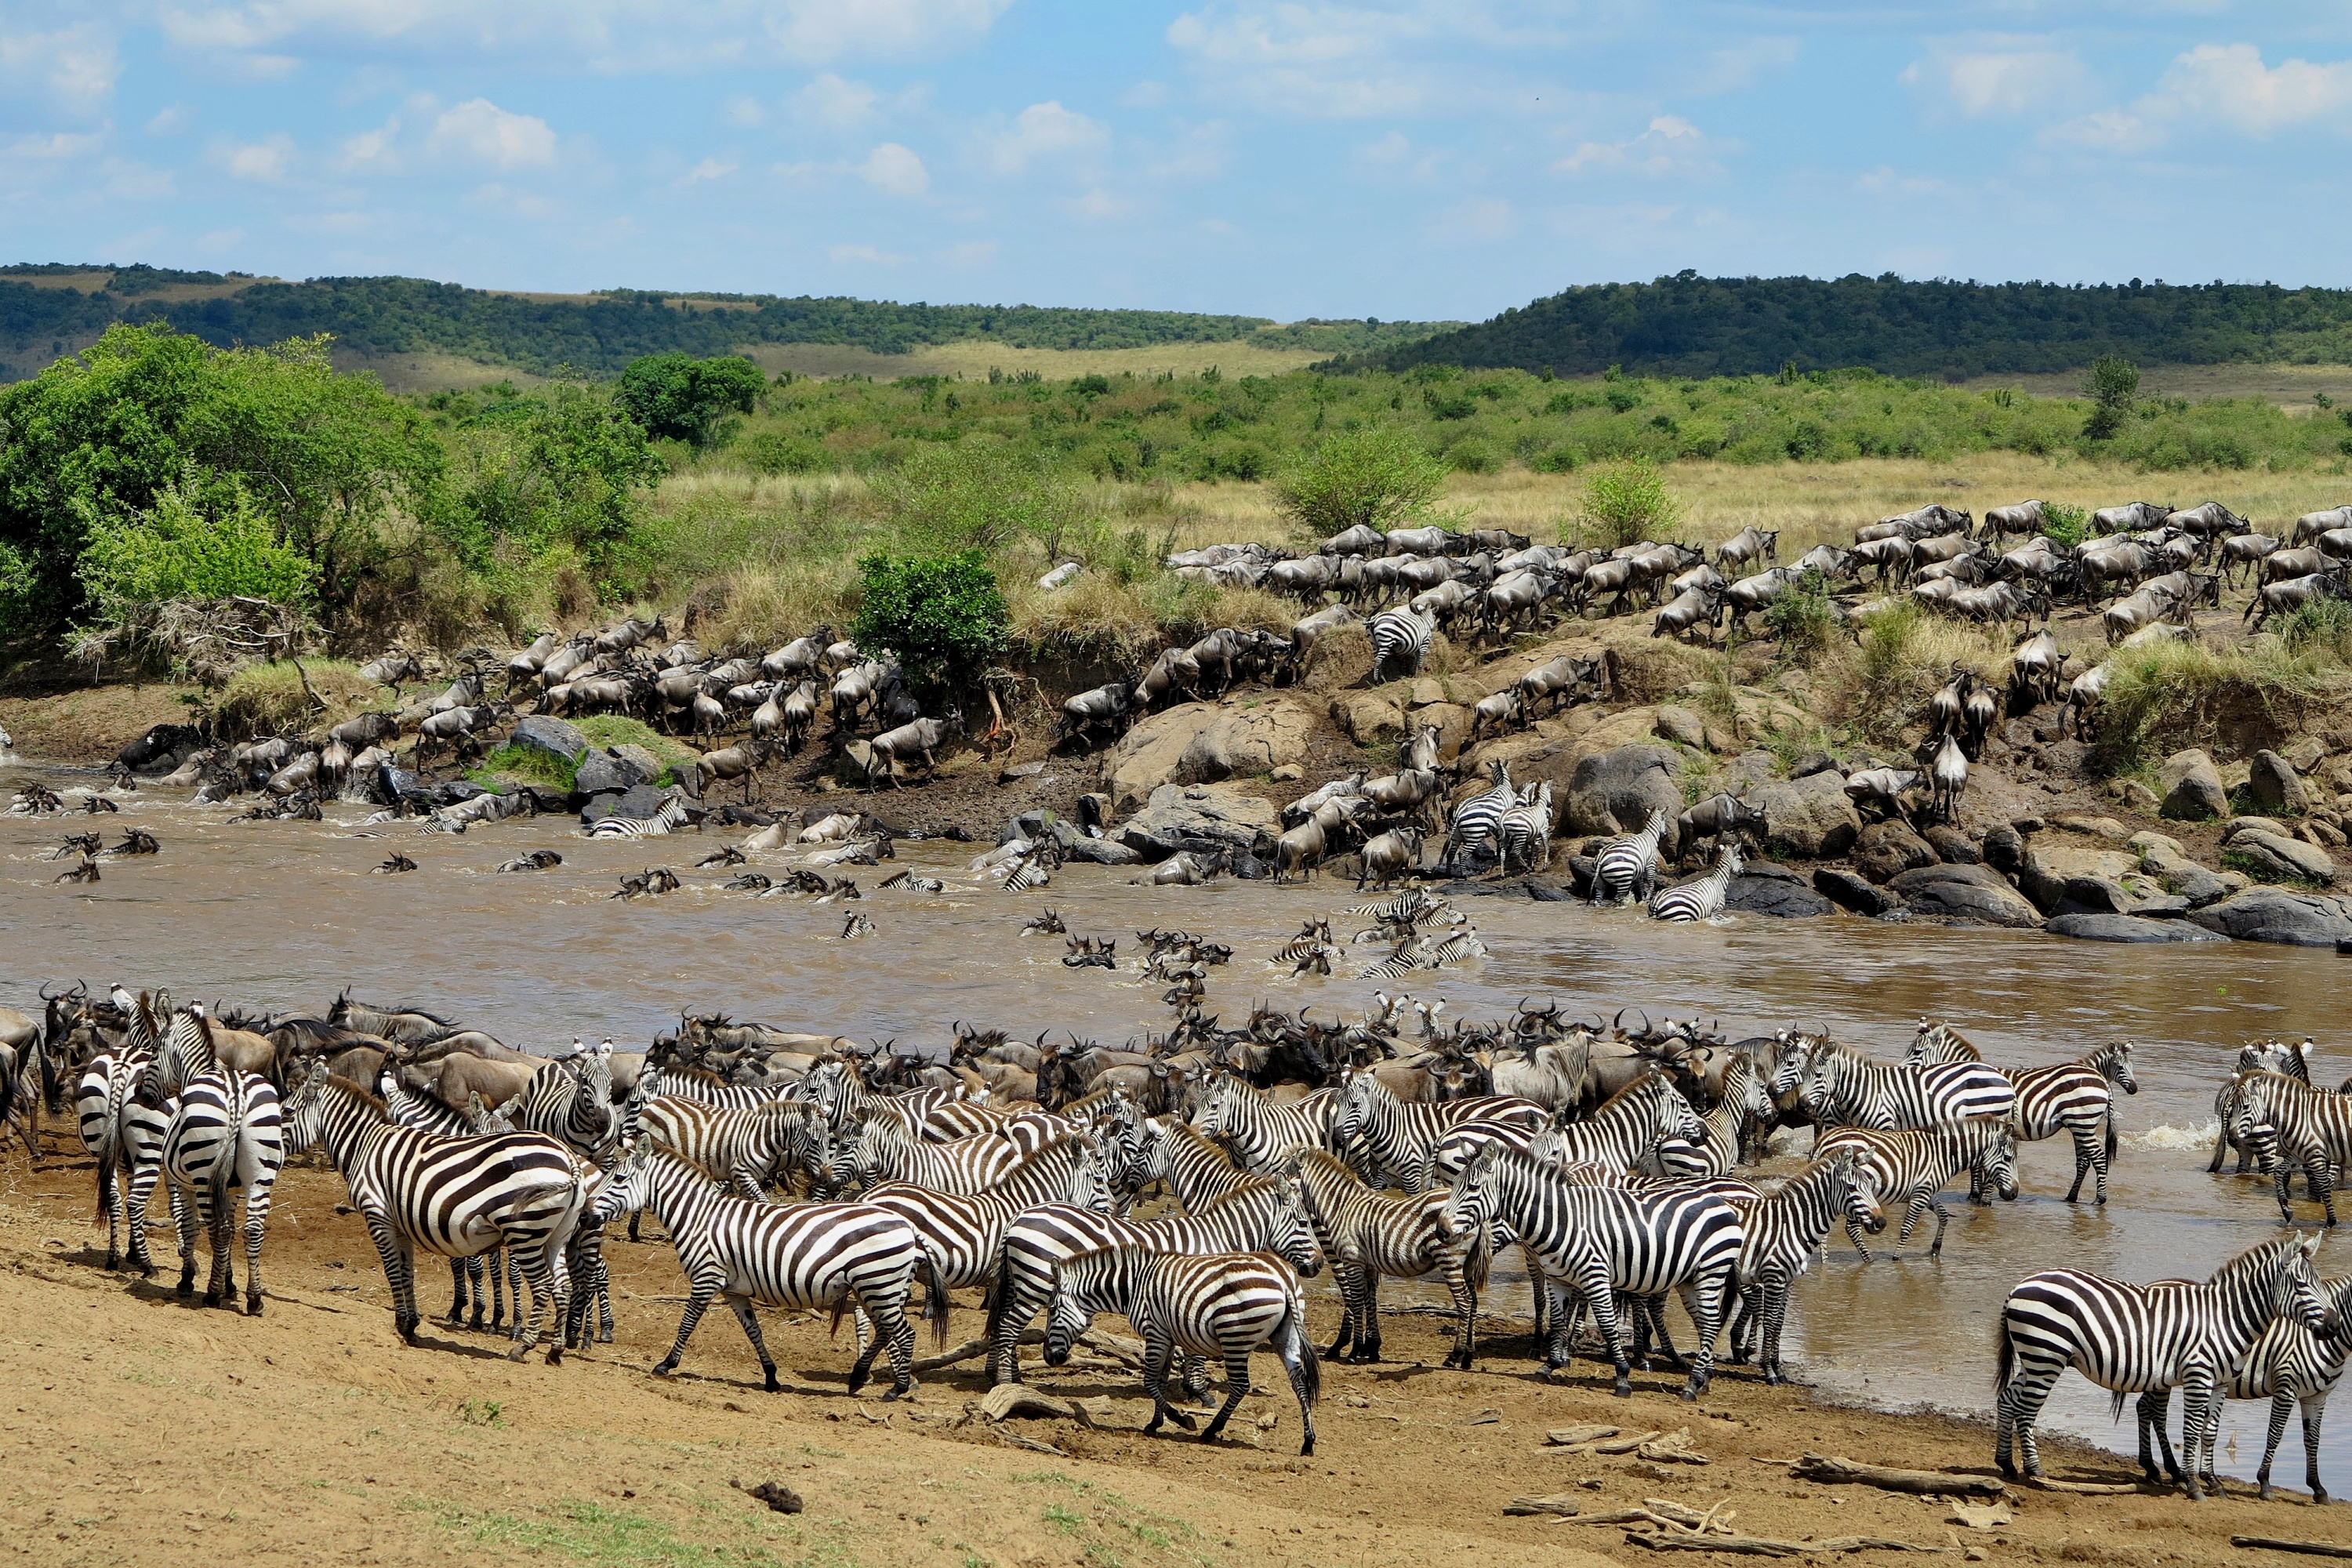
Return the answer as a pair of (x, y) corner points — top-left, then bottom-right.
(2298, 1229), (2322, 1257)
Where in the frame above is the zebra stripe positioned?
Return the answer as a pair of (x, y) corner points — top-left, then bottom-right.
(1995, 1232), (2332, 1497)
(1591, 808), (1671, 906)
(1723, 1150), (1883, 1384)
(1497, 782), (1553, 874)
(1814, 1116), (2019, 1260)
(1526, 1074), (1707, 1181)
(1331, 1068), (1544, 1193)
(1909, 1032), (2136, 1204)
(1444, 760), (1516, 866)
(161, 1068), (285, 1313)
(1294, 1148), (1486, 1370)
(2212, 1272), (2352, 1501)
(1045, 1247), (1320, 1455)
(1650, 842), (1742, 922)
(1367, 606), (1435, 682)
(842, 1103), (1019, 1194)
(586, 796), (689, 838)
(2230, 1070), (2352, 1226)
(1142, 1119), (1269, 1210)
(1192, 1074), (1335, 1173)
(509, 1044), (617, 1160)
(76, 1047), (171, 1275)
(638, 1096), (830, 1200)
(1791, 1036), (2017, 1135)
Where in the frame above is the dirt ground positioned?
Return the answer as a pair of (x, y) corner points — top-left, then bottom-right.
(0, 1131), (2336, 1568)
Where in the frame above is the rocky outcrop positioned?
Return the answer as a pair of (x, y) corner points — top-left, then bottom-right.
(2159, 749), (2227, 821)
(575, 745), (657, 797)
(2046, 913), (2229, 943)
(1561, 746), (1684, 858)
(2016, 841), (2143, 915)
(2227, 829), (2337, 886)
(1922, 824), (1980, 865)
(1814, 868), (1903, 916)
(1887, 862), (2043, 927)
(581, 782), (675, 826)
(1750, 768), (1860, 861)
(1853, 820), (1937, 885)
(2187, 887), (2352, 946)
(1108, 699), (1314, 812)
(510, 714), (588, 767)
(2245, 749), (2308, 815)
(1114, 783), (1282, 861)
(1726, 862), (1831, 917)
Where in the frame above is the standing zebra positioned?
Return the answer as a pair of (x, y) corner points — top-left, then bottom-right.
(1292, 1149), (1486, 1368)
(76, 1044), (169, 1273)
(1649, 841), (1742, 922)
(1497, 781), (1554, 875)
(840, 1103), (1019, 1194)
(1330, 1067), (1544, 1193)
(638, 1096), (832, 1200)
(1439, 1142), (1744, 1397)
(1680, 1053), (1772, 1181)
(1045, 1247), (1320, 1455)
(1443, 760), (1516, 869)
(378, 1066), (524, 1334)
(2229, 1069), (2352, 1226)
(2208, 1269), (2352, 1501)
(1790, 1036), (2017, 1138)
(1526, 1073), (1708, 1180)
(1814, 1117), (2018, 1259)
(1909, 1031), (2137, 1204)
(1995, 1231), (2333, 1498)
(508, 1041), (617, 1161)
(1366, 605), (1436, 683)
(1723, 1150), (1883, 1383)
(1590, 808), (1670, 907)
(161, 1066), (285, 1313)
(1193, 1074), (1336, 1173)
(281, 1060), (588, 1361)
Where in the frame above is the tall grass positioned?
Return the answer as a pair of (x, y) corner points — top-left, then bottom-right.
(2088, 637), (2335, 775)
(212, 659), (384, 739)
(1817, 601), (2009, 744)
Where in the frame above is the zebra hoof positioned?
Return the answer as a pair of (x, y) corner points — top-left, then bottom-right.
(764, 1372), (782, 1392)
(247, 1295), (263, 1317)
(652, 1360), (677, 1377)
(882, 1386), (907, 1403)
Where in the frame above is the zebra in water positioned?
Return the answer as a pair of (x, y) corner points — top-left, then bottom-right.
(1045, 1247), (1320, 1455)
(1270, 919), (1337, 976)
(1331, 1067), (1544, 1193)
(1995, 1231), (2334, 1498)
(1527, 1073), (1708, 1181)
(1723, 1149), (1883, 1383)
(984, 1177), (1322, 1385)
(1193, 1073), (1336, 1173)
(1790, 1036), (2018, 1137)
(604, 1142), (948, 1397)
(1342, 886), (1446, 927)
(1909, 1030), (2137, 1204)
(281, 1060), (589, 1361)
(638, 1096), (833, 1200)
(1293, 1148), (1488, 1368)
(160, 1066), (285, 1314)
(1497, 781), (1553, 874)
(1439, 1142), (1744, 1396)
(2211, 1045), (2299, 1176)
(1443, 760), (1516, 869)
(840, 1103), (1020, 1194)
(586, 795), (689, 839)
(1366, 605), (1436, 683)
(1814, 1116), (2019, 1260)
(1649, 841), (1742, 922)
(1679, 1052), (1772, 1181)
(509, 1041), (617, 1160)
(1590, 808), (1670, 906)
(2227, 1069), (2352, 1226)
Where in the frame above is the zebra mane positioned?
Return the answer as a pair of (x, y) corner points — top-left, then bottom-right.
(2208, 1231), (2320, 1290)
(1588, 1069), (1676, 1122)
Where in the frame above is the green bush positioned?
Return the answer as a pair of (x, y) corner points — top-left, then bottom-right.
(78, 476), (318, 613)
(1764, 570), (1836, 656)
(1270, 426), (1446, 539)
(872, 441), (1080, 555)
(2041, 501), (2089, 550)
(1577, 458), (1679, 550)
(742, 431), (829, 475)
(615, 353), (767, 448)
(853, 550), (1011, 691)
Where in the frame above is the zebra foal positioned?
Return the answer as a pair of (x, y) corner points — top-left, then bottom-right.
(1814, 1117), (2017, 1260)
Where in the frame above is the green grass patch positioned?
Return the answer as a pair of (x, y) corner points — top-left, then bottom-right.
(470, 743), (577, 793)
(576, 715), (702, 783)
(2088, 639), (2332, 777)
(418, 1497), (796, 1568)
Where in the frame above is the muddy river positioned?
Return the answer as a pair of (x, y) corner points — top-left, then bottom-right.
(5, 760), (2344, 1494)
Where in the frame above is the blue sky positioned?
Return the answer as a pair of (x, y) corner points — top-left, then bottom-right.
(5, 2), (2351, 321)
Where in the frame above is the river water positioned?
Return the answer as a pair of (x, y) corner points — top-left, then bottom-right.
(5, 762), (2344, 1493)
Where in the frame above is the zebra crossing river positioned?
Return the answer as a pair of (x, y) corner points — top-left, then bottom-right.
(2, 771), (2343, 1494)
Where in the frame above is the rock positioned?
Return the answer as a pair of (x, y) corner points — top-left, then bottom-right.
(2052, 877), (2140, 917)
(2046, 913), (2230, 944)
(1269, 764), (1304, 783)
(2050, 815), (2132, 842)
(510, 714), (589, 768)
(2159, 748), (2227, 821)
(1108, 699), (1314, 812)
(1408, 677), (1446, 709)
(1115, 784), (1283, 862)
(1791, 750), (1841, 780)
(1750, 768), (1861, 861)
(573, 746), (650, 797)
(1980, 824), (2024, 877)
(1726, 863), (1831, 917)
(2310, 819), (2348, 848)
(1653, 706), (1708, 750)
(2129, 829), (2185, 862)
(1853, 820), (1939, 885)
(1888, 863), (2044, 927)
(1566, 855), (1597, 896)
(2283, 736), (2328, 773)
(1063, 837), (1142, 866)
(2017, 843), (2142, 915)
(1299, 621), (1372, 693)
(1330, 691), (1403, 746)
(2223, 816), (2291, 844)
(2188, 887), (2352, 947)
(2110, 779), (2161, 813)
(581, 782), (672, 827)
(2130, 894), (2194, 918)
(1722, 751), (1777, 790)
(1919, 823), (1980, 864)
(2229, 829), (2337, 886)
(1561, 746), (1686, 858)
(2246, 750), (2309, 815)
(1814, 868), (1904, 916)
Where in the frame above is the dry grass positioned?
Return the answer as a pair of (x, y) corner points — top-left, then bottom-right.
(212, 659), (386, 739)
(742, 339), (1327, 384)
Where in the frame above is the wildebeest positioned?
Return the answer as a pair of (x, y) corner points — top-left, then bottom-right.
(2292, 506), (2352, 546)
(2090, 501), (2172, 535)
(1055, 681), (1133, 750)
(1677, 793), (1764, 857)
(1714, 526), (1778, 571)
(1983, 500), (2047, 541)
(2218, 532), (2281, 587)
(866, 710), (965, 789)
(2247, 569), (2351, 630)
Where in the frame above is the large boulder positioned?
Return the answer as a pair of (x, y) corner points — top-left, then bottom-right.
(1888, 863), (2043, 927)
(1108, 699), (1314, 813)
(1814, 867), (1903, 916)
(580, 782), (673, 827)
(2188, 887), (2352, 946)
(1750, 768), (1860, 861)
(2046, 913), (2230, 944)
(2016, 842), (2143, 915)
(1560, 746), (1685, 858)
(1922, 824), (1981, 865)
(2245, 750), (2309, 815)
(1725, 862), (1831, 918)
(510, 714), (589, 768)
(573, 746), (652, 797)
(2159, 749), (2227, 822)
(1115, 784), (1283, 862)
(1330, 691), (1403, 746)
(1853, 820), (1938, 885)
(2229, 829), (2337, 886)
(1298, 620), (1373, 693)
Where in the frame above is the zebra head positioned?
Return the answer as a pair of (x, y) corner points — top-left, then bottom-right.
(1270, 1183), (1324, 1278)
(280, 1058), (334, 1153)
(1767, 1029), (1824, 1106)
(2274, 1231), (2337, 1339)
(589, 1142), (650, 1224)
(1904, 1019), (1944, 1067)
(2092, 1040), (2139, 1095)
(1977, 1123), (2021, 1203)
(1831, 1149), (1886, 1236)
(1042, 1252), (1121, 1368)
(1437, 1141), (1501, 1243)
(1195, 1073), (1236, 1140)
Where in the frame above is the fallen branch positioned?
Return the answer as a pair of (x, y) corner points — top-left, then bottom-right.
(1502, 1494), (1587, 1518)
(2232, 1539), (2352, 1561)
(2027, 1477), (2143, 1496)
(978, 1385), (1091, 1425)
(1626, 1531), (1944, 1557)
(1546, 1424), (1621, 1447)
(1793, 1453), (2005, 1497)
(910, 1330), (1042, 1374)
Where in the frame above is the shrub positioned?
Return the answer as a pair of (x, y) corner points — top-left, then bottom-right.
(212, 659), (383, 740)
(2042, 501), (2089, 550)
(853, 550), (1011, 691)
(79, 476), (318, 615)
(615, 354), (768, 448)
(872, 441), (1080, 555)
(1764, 570), (1836, 656)
(2276, 597), (2352, 664)
(1270, 426), (1447, 539)
(742, 432), (831, 475)
(2081, 354), (2139, 443)
(1576, 458), (1679, 550)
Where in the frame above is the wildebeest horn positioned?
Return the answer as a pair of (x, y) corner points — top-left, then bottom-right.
(1613, 1007), (1628, 1034)
(38, 978), (62, 1002)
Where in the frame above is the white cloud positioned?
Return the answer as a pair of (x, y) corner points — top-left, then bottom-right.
(217, 132), (295, 181)
(2049, 42), (2352, 152)
(860, 141), (927, 195)
(464, 181), (557, 219)
(677, 156), (736, 186)
(1688, 36), (1798, 96)
(722, 94), (767, 129)
(1066, 187), (1129, 220)
(1557, 116), (1726, 179)
(0, 24), (119, 119)
(829, 242), (905, 263)
(1902, 45), (2086, 118)
(982, 100), (1107, 175)
(1167, 4), (1439, 119)
(147, 104), (191, 135)
(794, 72), (880, 129)
(428, 98), (556, 169)
(340, 110), (404, 169)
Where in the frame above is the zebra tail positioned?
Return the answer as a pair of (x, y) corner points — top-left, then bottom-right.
(1993, 1312), (2014, 1396)
(2104, 1103), (2118, 1167)
(982, 1239), (1014, 1345)
(2108, 1387), (2129, 1423)
(209, 1085), (245, 1221)
(94, 1136), (118, 1226)
(921, 1249), (953, 1352)
(1278, 1296), (1321, 1409)
(1462, 1214), (1494, 1295)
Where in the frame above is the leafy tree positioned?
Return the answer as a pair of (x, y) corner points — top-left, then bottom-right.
(872, 441), (1083, 555)
(78, 474), (318, 613)
(428, 382), (668, 584)
(2080, 354), (2141, 442)
(1271, 426), (1446, 539)
(853, 550), (1010, 691)
(1577, 458), (1679, 549)
(614, 353), (774, 446)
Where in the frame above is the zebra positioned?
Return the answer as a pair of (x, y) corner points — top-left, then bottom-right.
(1293, 1148), (1487, 1369)
(1649, 841), (1742, 922)
(586, 794), (689, 838)
(1723, 1149), (1884, 1383)
(1793, 1036), (2017, 1139)
(1995, 1231), (2334, 1499)
(2205, 1269), (2352, 1501)
(2212, 1048), (2298, 1176)
(1270, 919), (1337, 976)
(1682, 1053), (1772, 1181)
(1341, 887), (1446, 927)
(160, 1067), (285, 1314)
(1366, 605), (1436, 683)
(1443, 759), (1515, 869)
(638, 1096), (833, 1200)
(1814, 1116), (2019, 1260)
(840, 1102), (1019, 1194)
(603, 1142), (948, 1398)
(800, 1058), (968, 1137)
(509, 1042), (617, 1160)
(2229, 1070), (2352, 1226)
(1439, 1141), (1744, 1397)
(1193, 1073), (1336, 1173)
(1330, 1067), (1544, 1193)
(984, 1178), (1322, 1385)
(1526, 1073), (1708, 1181)
(1497, 781), (1553, 875)
(280, 1060), (589, 1362)
(1590, 808), (1670, 906)
(1909, 1032), (2136, 1204)
(1139, 1119), (1272, 1210)
(376, 1065), (535, 1333)
(75, 1044), (170, 1273)
(1044, 1247), (1320, 1456)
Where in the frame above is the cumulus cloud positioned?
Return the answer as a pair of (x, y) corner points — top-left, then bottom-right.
(1167, 3), (1439, 118)
(2049, 42), (2352, 152)
(794, 72), (880, 128)
(860, 141), (928, 195)
(1557, 116), (1726, 179)
(1430, 195), (1512, 244)
(217, 132), (295, 181)
(1902, 45), (2087, 118)
(427, 98), (556, 169)
(982, 101), (1107, 175)
(0, 23), (119, 120)
(677, 157), (736, 186)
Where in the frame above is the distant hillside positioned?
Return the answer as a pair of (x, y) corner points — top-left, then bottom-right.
(1368, 272), (2352, 380)
(0, 264), (1451, 383)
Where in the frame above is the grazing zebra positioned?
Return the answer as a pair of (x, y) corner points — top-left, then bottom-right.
(1723, 1150), (1884, 1383)
(1045, 1247), (1320, 1455)
(1497, 781), (1553, 875)
(840, 1103), (1019, 1194)
(1293, 1149), (1486, 1368)
(1590, 808), (1670, 907)
(281, 1061), (588, 1362)
(375, 1065), (524, 1333)
(639, 1097), (832, 1200)
(1330, 1067), (1543, 1193)
(1995, 1232), (2333, 1498)
(1649, 841), (1742, 922)
(1366, 605), (1436, 682)
(508, 1042), (617, 1160)
(1814, 1116), (2019, 1260)
(605, 1143), (947, 1398)
(1439, 1142), (1744, 1397)
(985, 1178), (1322, 1385)
(2229, 1070), (2352, 1226)
(1909, 1032), (2137, 1204)
(1791, 1036), (2017, 1138)
(2207, 1270), (2352, 1501)
(586, 795), (689, 838)
(76, 1046), (170, 1273)
(1193, 1073), (1336, 1172)
(1443, 760), (1516, 868)
(161, 1067), (285, 1314)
